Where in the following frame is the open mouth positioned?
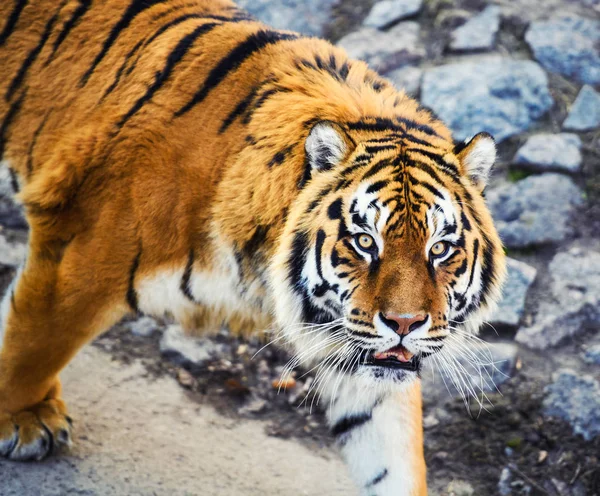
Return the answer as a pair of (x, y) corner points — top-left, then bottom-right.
(365, 345), (422, 372)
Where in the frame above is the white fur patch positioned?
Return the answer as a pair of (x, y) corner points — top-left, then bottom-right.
(305, 122), (346, 171)
(462, 133), (496, 188)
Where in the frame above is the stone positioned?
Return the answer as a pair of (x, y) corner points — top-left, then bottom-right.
(130, 316), (160, 337)
(497, 467), (512, 496)
(159, 324), (226, 369)
(236, 0), (337, 37)
(363, 0), (423, 29)
(583, 344), (600, 365)
(490, 258), (537, 328)
(446, 480), (475, 496)
(385, 66), (422, 96)
(513, 133), (582, 173)
(337, 22), (425, 74)
(563, 85), (600, 131)
(449, 6), (501, 52)
(525, 16), (600, 85)
(543, 369), (600, 440)
(0, 234), (26, 267)
(487, 173), (583, 248)
(421, 57), (553, 142)
(516, 247), (600, 349)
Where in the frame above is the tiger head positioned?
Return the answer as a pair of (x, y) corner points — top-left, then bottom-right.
(271, 120), (506, 388)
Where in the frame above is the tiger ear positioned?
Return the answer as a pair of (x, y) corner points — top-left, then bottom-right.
(305, 122), (351, 172)
(454, 132), (496, 192)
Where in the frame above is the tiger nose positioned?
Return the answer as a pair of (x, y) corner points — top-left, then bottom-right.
(379, 312), (428, 335)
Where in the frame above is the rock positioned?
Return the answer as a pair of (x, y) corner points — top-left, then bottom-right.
(497, 467), (512, 496)
(543, 369), (600, 441)
(421, 57), (553, 142)
(337, 22), (425, 74)
(449, 6), (501, 52)
(525, 16), (600, 85)
(236, 0), (336, 36)
(490, 258), (537, 328)
(487, 174), (583, 248)
(563, 85), (600, 131)
(516, 247), (600, 349)
(0, 234), (26, 267)
(363, 0), (423, 29)
(446, 480), (474, 496)
(386, 66), (422, 96)
(130, 316), (160, 337)
(513, 133), (582, 173)
(159, 324), (226, 369)
(583, 344), (600, 365)
(238, 397), (267, 415)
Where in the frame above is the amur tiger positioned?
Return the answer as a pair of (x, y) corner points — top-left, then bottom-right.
(0, 0), (506, 494)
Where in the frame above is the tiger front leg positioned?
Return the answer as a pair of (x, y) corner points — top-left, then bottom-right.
(0, 233), (128, 461)
(327, 379), (427, 496)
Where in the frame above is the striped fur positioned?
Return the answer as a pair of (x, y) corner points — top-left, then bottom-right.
(0, 1), (505, 493)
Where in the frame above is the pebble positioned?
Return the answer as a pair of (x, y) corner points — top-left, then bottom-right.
(526, 16), (600, 85)
(446, 480), (475, 496)
(490, 257), (537, 328)
(159, 324), (226, 369)
(583, 344), (600, 365)
(337, 22), (425, 74)
(421, 56), (553, 142)
(0, 234), (26, 267)
(386, 66), (422, 96)
(236, 0), (337, 36)
(176, 368), (196, 388)
(516, 247), (600, 349)
(449, 6), (501, 52)
(272, 374), (297, 390)
(563, 85), (600, 131)
(238, 397), (267, 415)
(543, 368), (600, 441)
(487, 173), (583, 248)
(498, 467), (512, 496)
(513, 133), (582, 173)
(130, 316), (160, 337)
(363, 0), (423, 29)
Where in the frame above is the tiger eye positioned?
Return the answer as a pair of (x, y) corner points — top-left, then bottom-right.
(430, 241), (448, 257)
(357, 234), (374, 250)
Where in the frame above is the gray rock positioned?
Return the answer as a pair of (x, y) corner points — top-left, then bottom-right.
(236, 0), (336, 36)
(130, 316), (161, 337)
(386, 66), (422, 96)
(526, 16), (600, 85)
(583, 344), (600, 365)
(516, 247), (600, 349)
(563, 85), (600, 131)
(449, 6), (501, 52)
(446, 480), (475, 496)
(363, 0), (423, 29)
(513, 133), (582, 173)
(498, 467), (512, 496)
(490, 258), (537, 328)
(543, 368), (600, 440)
(337, 22), (425, 74)
(421, 57), (553, 142)
(159, 324), (226, 369)
(0, 235), (26, 267)
(487, 173), (583, 248)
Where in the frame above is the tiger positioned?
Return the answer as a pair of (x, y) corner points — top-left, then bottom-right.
(0, 0), (506, 494)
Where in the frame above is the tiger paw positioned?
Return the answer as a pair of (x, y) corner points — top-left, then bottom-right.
(0, 399), (72, 461)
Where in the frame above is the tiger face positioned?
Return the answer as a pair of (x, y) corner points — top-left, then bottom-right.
(272, 122), (506, 387)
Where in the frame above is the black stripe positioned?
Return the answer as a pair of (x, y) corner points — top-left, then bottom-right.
(100, 40), (143, 101)
(314, 229), (326, 279)
(331, 412), (371, 439)
(46, 0), (91, 64)
(407, 147), (459, 175)
(27, 111), (50, 175)
(80, 0), (166, 87)
(453, 258), (468, 277)
(467, 239), (479, 288)
(395, 116), (439, 137)
(366, 180), (388, 194)
(0, 91), (25, 157)
(243, 224), (269, 255)
(8, 167), (19, 193)
(219, 84), (260, 133)
(268, 146), (293, 167)
(243, 87), (286, 124)
(410, 176), (445, 200)
(366, 469), (388, 488)
(479, 237), (496, 306)
(126, 247), (142, 313)
(174, 30), (298, 117)
(117, 22), (220, 128)
(0, 0), (28, 46)
(6, 1), (66, 102)
(361, 158), (392, 181)
(180, 248), (195, 302)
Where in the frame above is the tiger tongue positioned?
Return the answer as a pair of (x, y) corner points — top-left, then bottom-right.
(374, 345), (414, 363)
